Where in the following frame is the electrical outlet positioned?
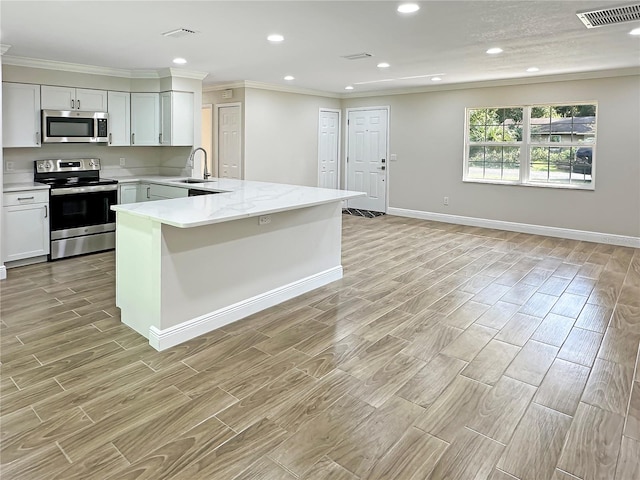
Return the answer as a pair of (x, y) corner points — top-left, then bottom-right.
(443, 196), (449, 206)
(5, 161), (15, 172)
(259, 215), (271, 225)
(119, 158), (126, 166)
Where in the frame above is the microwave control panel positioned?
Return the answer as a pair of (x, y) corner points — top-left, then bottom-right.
(97, 119), (108, 138)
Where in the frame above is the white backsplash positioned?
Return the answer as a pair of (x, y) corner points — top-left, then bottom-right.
(2, 144), (193, 184)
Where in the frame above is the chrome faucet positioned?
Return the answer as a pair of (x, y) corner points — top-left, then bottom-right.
(190, 147), (210, 179)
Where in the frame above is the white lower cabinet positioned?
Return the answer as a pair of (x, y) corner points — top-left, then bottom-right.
(137, 183), (151, 202)
(148, 184), (189, 201)
(3, 191), (50, 262)
(118, 184), (138, 204)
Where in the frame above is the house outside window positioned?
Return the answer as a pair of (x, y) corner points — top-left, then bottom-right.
(464, 103), (597, 189)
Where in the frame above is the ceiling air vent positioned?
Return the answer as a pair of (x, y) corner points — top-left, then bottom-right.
(341, 53), (373, 60)
(576, 3), (640, 28)
(162, 28), (198, 38)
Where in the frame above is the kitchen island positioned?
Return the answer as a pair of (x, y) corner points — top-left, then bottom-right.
(111, 178), (364, 351)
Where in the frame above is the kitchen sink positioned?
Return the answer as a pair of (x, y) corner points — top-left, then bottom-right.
(175, 179), (216, 184)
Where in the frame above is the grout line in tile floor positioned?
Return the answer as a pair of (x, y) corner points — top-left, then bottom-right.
(0, 215), (638, 479)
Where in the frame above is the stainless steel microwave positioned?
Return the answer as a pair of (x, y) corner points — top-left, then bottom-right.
(42, 110), (108, 143)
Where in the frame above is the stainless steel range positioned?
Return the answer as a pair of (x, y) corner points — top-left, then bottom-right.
(34, 158), (118, 260)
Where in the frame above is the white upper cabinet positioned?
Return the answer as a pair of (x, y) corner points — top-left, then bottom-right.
(107, 91), (131, 146)
(160, 91), (194, 146)
(130, 93), (160, 146)
(76, 88), (108, 111)
(2, 82), (42, 148)
(41, 85), (107, 111)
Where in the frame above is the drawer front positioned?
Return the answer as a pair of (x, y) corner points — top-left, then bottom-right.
(4, 190), (49, 206)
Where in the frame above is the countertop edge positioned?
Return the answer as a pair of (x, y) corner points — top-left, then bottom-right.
(112, 192), (362, 228)
(3, 182), (51, 192)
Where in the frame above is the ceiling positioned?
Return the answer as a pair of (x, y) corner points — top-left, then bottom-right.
(1, 1), (639, 95)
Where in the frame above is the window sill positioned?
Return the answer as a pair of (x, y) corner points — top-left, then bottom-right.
(462, 178), (595, 191)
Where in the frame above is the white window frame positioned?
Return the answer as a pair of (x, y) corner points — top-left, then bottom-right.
(463, 103), (597, 190)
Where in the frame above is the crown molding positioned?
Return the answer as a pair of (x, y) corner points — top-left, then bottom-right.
(0, 45), (11, 56)
(157, 67), (209, 80)
(340, 67), (640, 98)
(203, 81), (246, 92)
(203, 80), (337, 98)
(1, 55), (208, 80)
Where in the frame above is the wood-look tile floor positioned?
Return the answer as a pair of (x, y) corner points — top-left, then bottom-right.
(1, 214), (640, 480)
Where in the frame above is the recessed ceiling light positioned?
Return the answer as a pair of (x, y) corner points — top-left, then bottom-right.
(486, 47), (503, 55)
(397, 3), (420, 14)
(345, 85), (354, 90)
(284, 75), (295, 81)
(267, 34), (284, 42)
(377, 62), (390, 68)
(431, 77), (442, 81)
(526, 67), (539, 72)
(630, 27), (640, 35)
(173, 58), (187, 64)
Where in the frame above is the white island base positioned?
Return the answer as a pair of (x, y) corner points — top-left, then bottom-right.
(115, 192), (355, 350)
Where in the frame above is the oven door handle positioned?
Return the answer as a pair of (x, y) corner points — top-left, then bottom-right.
(50, 185), (118, 196)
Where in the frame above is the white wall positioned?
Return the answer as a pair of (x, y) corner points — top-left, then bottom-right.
(244, 88), (341, 186)
(342, 75), (640, 238)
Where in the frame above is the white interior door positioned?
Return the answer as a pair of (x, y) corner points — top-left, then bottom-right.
(318, 110), (340, 189)
(346, 108), (388, 212)
(218, 104), (242, 179)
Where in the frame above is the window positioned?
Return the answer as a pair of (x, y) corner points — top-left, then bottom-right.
(465, 103), (597, 188)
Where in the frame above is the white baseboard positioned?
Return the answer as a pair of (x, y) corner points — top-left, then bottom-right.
(0, 265), (6, 281)
(388, 207), (640, 248)
(148, 265), (343, 351)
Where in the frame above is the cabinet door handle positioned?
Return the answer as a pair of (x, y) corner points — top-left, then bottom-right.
(36, 132), (40, 145)
(44, 205), (48, 218)
(109, 133), (112, 145)
(77, 100), (80, 110)
(18, 196), (35, 200)
(146, 186), (150, 199)
(159, 133), (162, 144)
(132, 133), (135, 145)
(71, 99), (74, 109)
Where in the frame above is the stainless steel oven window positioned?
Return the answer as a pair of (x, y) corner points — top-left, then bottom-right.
(49, 189), (117, 232)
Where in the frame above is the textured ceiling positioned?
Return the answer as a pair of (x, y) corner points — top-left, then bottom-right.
(1, 1), (639, 94)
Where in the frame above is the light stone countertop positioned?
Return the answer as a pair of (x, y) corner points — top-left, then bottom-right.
(110, 177), (364, 228)
(3, 182), (51, 192)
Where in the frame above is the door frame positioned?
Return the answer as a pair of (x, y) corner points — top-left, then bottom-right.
(214, 102), (243, 179)
(344, 106), (391, 212)
(317, 108), (342, 189)
(201, 104), (214, 176)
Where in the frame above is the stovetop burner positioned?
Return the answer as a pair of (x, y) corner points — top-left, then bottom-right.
(41, 178), (118, 188)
